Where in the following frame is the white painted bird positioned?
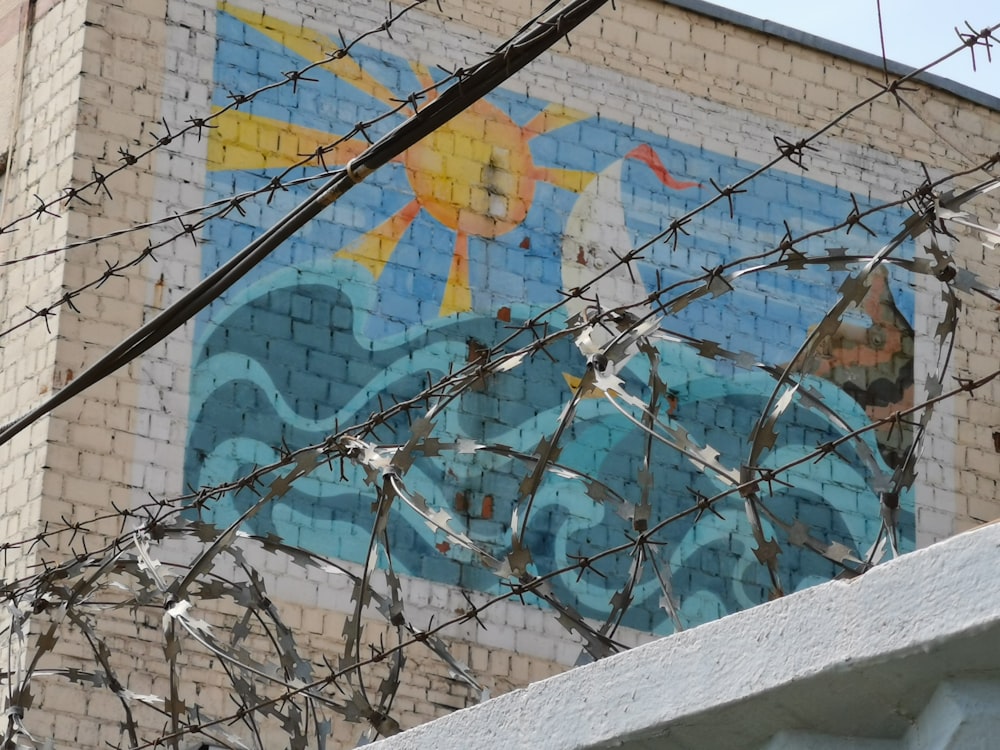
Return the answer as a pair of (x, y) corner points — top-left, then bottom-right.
(561, 144), (699, 321)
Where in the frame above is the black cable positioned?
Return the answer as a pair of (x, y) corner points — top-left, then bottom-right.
(0, 0), (609, 449)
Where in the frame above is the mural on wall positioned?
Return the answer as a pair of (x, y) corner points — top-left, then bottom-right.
(186, 2), (915, 632)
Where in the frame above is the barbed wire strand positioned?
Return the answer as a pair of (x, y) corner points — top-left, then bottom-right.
(2, 4), (999, 749)
(0, 0), (615, 451)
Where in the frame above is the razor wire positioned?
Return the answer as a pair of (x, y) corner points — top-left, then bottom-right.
(1, 3), (999, 750)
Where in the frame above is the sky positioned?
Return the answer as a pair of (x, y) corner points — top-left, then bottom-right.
(707, 0), (1000, 99)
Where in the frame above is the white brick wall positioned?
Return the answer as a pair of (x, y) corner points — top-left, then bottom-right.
(1, 0), (997, 746)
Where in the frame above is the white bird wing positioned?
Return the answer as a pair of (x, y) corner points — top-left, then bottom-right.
(560, 160), (640, 317)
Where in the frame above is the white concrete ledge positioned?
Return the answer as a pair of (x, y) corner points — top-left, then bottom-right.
(371, 523), (1000, 749)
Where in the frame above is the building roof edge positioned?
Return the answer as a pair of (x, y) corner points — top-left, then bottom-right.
(666, 0), (1000, 112)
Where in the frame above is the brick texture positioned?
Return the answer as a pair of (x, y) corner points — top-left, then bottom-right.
(1, 0), (998, 747)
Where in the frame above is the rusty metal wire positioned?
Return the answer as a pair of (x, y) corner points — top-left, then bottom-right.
(1, 3), (999, 749)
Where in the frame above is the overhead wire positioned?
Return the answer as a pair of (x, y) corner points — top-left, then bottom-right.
(1, 2), (999, 747)
(0, 0), (613, 448)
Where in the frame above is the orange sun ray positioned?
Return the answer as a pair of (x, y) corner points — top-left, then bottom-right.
(336, 200), (422, 280)
(207, 108), (367, 171)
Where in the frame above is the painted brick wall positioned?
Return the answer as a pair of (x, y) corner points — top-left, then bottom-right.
(1, 0), (997, 747)
(173, 0), (980, 626)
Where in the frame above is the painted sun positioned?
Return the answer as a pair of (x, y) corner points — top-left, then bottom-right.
(208, 2), (598, 318)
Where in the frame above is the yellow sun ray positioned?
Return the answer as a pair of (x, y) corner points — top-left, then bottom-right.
(220, 1), (404, 106)
(212, 9), (604, 322)
(440, 232), (472, 317)
(530, 166), (596, 194)
(562, 372), (617, 399)
(524, 105), (596, 192)
(523, 103), (591, 135)
(207, 108), (366, 171)
(335, 200), (421, 280)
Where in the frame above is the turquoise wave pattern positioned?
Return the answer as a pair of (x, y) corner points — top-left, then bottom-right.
(186, 263), (912, 632)
(189, 11), (915, 632)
